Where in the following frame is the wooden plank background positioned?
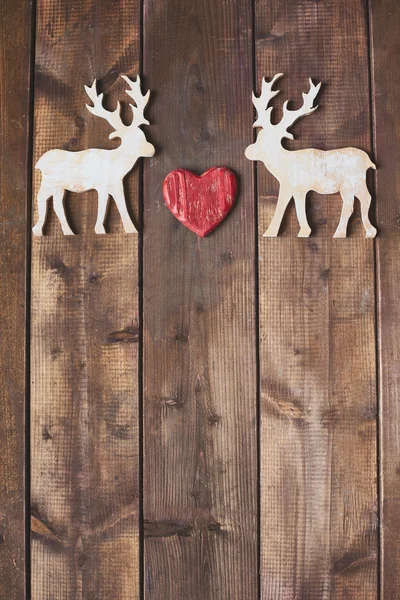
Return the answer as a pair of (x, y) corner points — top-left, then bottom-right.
(256, 1), (377, 598)
(0, 0), (33, 598)
(31, 1), (141, 599)
(370, 0), (400, 597)
(142, 1), (257, 598)
(0, 0), (398, 598)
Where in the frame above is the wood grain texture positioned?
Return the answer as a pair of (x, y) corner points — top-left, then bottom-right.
(369, 0), (400, 597)
(31, 1), (141, 598)
(0, 0), (33, 597)
(255, 0), (378, 598)
(142, 0), (257, 598)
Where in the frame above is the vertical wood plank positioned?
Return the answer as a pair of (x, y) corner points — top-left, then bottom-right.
(369, 1), (400, 597)
(31, 2), (141, 598)
(142, 1), (258, 598)
(255, 1), (378, 598)
(0, 0), (33, 597)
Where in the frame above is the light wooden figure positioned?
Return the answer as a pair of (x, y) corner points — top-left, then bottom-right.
(32, 75), (155, 236)
(245, 73), (377, 238)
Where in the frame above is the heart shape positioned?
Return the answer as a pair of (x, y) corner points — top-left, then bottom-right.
(162, 167), (237, 237)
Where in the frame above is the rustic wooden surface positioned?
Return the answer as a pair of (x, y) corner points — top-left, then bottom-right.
(0, 0), (399, 598)
(31, 1), (141, 598)
(370, 0), (400, 597)
(0, 0), (33, 598)
(256, 0), (377, 598)
(142, 0), (258, 598)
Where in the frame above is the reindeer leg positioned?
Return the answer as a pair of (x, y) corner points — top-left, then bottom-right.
(334, 192), (354, 238)
(264, 186), (292, 237)
(53, 188), (74, 235)
(294, 193), (311, 237)
(32, 185), (51, 236)
(111, 182), (137, 234)
(95, 189), (110, 234)
(358, 185), (377, 238)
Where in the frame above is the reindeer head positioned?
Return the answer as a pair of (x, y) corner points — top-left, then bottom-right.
(84, 75), (155, 157)
(245, 73), (321, 161)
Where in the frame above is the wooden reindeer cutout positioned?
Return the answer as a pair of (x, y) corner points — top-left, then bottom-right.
(245, 74), (377, 238)
(33, 75), (155, 236)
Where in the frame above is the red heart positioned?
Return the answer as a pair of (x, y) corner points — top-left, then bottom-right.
(162, 167), (237, 237)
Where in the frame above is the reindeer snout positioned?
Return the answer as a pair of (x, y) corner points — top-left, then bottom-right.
(146, 142), (156, 157)
(245, 143), (258, 161)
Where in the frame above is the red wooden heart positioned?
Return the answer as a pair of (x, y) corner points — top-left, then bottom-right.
(162, 167), (237, 237)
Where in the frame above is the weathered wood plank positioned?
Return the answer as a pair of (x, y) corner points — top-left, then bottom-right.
(31, 1), (141, 598)
(0, 0), (33, 597)
(255, 0), (378, 597)
(142, 1), (258, 598)
(369, 1), (400, 597)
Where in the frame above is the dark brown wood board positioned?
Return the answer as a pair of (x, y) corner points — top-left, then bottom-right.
(0, 0), (33, 597)
(31, 1), (141, 598)
(142, 1), (258, 599)
(370, 0), (400, 597)
(255, 0), (378, 598)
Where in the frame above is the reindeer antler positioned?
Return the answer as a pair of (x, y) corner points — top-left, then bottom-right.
(122, 75), (150, 128)
(252, 73), (284, 129)
(84, 75), (151, 139)
(279, 78), (322, 139)
(252, 75), (322, 140)
(85, 80), (127, 140)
